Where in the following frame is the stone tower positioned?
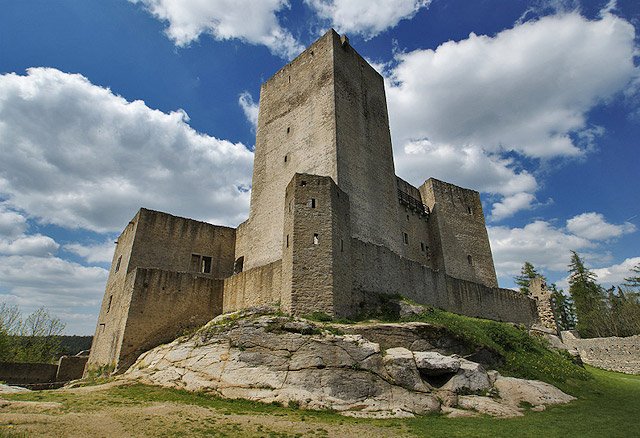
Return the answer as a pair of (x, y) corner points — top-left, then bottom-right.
(235, 30), (401, 272)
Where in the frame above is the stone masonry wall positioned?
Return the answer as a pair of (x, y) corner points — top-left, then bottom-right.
(333, 33), (403, 256)
(118, 268), (223, 372)
(236, 30), (338, 271)
(131, 208), (236, 278)
(420, 179), (498, 288)
(222, 261), (283, 313)
(562, 332), (640, 375)
(350, 238), (537, 324)
(281, 173), (351, 316)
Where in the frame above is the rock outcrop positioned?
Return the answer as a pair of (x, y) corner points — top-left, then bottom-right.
(124, 309), (575, 418)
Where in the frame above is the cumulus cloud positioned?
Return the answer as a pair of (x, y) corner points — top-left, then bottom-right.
(0, 234), (59, 257)
(64, 240), (116, 264)
(0, 205), (27, 238)
(129, 0), (303, 58)
(386, 12), (637, 219)
(0, 68), (253, 233)
(0, 255), (108, 334)
(306, 0), (430, 39)
(238, 91), (259, 129)
(566, 212), (636, 240)
(592, 257), (640, 288)
(488, 220), (595, 277)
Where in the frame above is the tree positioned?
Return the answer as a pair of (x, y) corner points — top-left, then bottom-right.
(0, 304), (66, 363)
(549, 283), (576, 331)
(568, 251), (608, 338)
(514, 262), (544, 295)
(624, 263), (640, 288)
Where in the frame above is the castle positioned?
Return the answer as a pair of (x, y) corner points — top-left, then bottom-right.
(87, 30), (538, 373)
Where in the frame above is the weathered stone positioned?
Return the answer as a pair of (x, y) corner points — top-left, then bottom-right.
(458, 395), (523, 418)
(414, 351), (461, 375)
(382, 348), (430, 392)
(442, 359), (491, 393)
(493, 376), (575, 407)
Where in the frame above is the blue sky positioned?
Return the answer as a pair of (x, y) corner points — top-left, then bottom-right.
(0, 0), (638, 334)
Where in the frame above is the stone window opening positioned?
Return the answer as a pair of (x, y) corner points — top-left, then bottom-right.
(201, 256), (212, 274)
(406, 214), (410, 221)
(420, 242), (425, 252)
(403, 232), (409, 244)
(99, 323), (105, 334)
(284, 154), (288, 162)
(288, 75), (291, 83)
(286, 234), (290, 248)
(107, 295), (113, 313)
(301, 180), (307, 187)
(467, 255), (473, 265)
(467, 206), (473, 215)
(190, 254), (201, 272)
(234, 256), (244, 274)
(114, 255), (122, 272)
(313, 234), (319, 245)
(341, 239), (344, 252)
(309, 198), (316, 208)
(286, 127), (290, 134)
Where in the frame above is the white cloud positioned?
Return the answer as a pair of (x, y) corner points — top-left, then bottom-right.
(64, 240), (116, 264)
(0, 68), (253, 233)
(566, 212), (636, 240)
(0, 255), (108, 334)
(387, 12), (637, 158)
(238, 91), (259, 129)
(592, 257), (640, 288)
(0, 234), (59, 257)
(306, 0), (430, 39)
(0, 205), (27, 238)
(490, 193), (536, 222)
(386, 12), (637, 219)
(129, 0), (303, 58)
(489, 220), (595, 278)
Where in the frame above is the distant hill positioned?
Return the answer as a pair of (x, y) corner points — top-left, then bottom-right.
(58, 336), (93, 356)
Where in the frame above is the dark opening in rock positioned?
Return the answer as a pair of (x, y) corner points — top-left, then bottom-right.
(419, 370), (457, 388)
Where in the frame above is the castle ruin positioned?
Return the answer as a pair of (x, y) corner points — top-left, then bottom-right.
(87, 30), (539, 373)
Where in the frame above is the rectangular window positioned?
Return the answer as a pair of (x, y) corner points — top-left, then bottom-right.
(403, 232), (409, 244)
(114, 255), (122, 272)
(201, 256), (212, 274)
(313, 234), (319, 245)
(309, 198), (316, 208)
(341, 239), (344, 252)
(420, 242), (425, 252)
(286, 234), (289, 248)
(99, 323), (105, 334)
(107, 295), (113, 313)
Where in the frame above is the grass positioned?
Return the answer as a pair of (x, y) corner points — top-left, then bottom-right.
(1, 367), (638, 437)
(1, 307), (637, 436)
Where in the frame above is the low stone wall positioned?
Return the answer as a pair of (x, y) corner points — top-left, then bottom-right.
(350, 239), (538, 325)
(223, 260), (282, 313)
(56, 356), (89, 382)
(561, 332), (640, 375)
(0, 362), (58, 385)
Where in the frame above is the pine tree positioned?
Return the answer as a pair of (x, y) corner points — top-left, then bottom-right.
(514, 261), (543, 295)
(624, 263), (640, 288)
(568, 250), (607, 338)
(549, 283), (577, 331)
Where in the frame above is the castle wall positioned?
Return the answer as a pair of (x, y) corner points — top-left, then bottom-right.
(87, 215), (140, 371)
(561, 332), (640, 375)
(117, 268), (223, 372)
(420, 179), (498, 288)
(222, 260), (282, 313)
(281, 173), (352, 316)
(236, 31), (338, 271)
(333, 34), (403, 255)
(350, 238), (537, 324)
(130, 208), (236, 278)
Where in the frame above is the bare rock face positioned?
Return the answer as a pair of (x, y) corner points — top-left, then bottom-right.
(123, 310), (576, 418)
